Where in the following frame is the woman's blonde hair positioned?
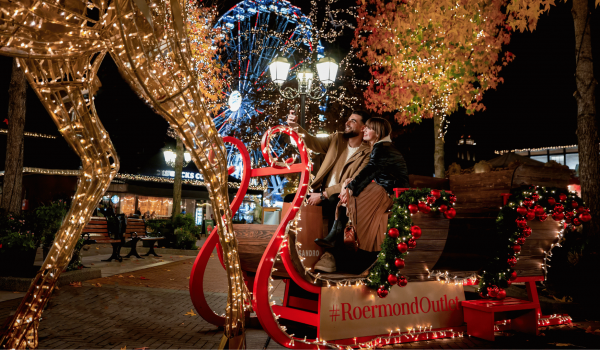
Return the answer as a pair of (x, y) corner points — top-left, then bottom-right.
(366, 117), (392, 142)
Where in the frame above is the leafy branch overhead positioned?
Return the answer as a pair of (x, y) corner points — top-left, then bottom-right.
(353, 0), (514, 125)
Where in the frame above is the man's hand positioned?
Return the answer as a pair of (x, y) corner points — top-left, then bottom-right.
(307, 192), (322, 206)
(287, 109), (299, 128)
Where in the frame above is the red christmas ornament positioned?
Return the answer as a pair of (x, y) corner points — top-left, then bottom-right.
(410, 226), (422, 239)
(559, 193), (567, 202)
(573, 218), (582, 226)
(431, 189), (441, 199)
(554, 204), (564, 213)
(398, 276), (408, 287)
(395, 258), (405, 269)
(576, 206), (586, 214)
(439, 204), (448, 213)
(407, 238), (417, 249)
(420, 204), (431, 214)
(487, 286), (499, 298)
(387, 274), (398, 285)
(388, 228), (400, 239)
(552, 212), (565, 221)
(508, 256), (518, 267)
(496, 288), (507, 300)
(479, 292), (488, 299)
(515, 217), (527, 228)
(523, 198), (533, 207)
(444, 207), (456, 219)
(534, 205), (545, 216)
(426, 195), (436, 205)
(506, 279), (512, 287)
(526, 210), (536, 221)
(517, 237), (526, 245)
(547, 197), (556, 206)
(512, 245), (521, 253)
(510, 271), (518, 281)
(408, 204), (419, 214)
(532, 193), (540, 202)
(516, 206), (528, 216)
(580, 212), (592, 222)
(522, 226), (532, 237)
(377, 287), (389, 298)
(565, 211), (574, 223)
(418, 201), (426, 210)
(397, 242), (408, 253)
(571, 201), (579, 209)
(449, 194), (457, 203)
(538, 213), (548, 222)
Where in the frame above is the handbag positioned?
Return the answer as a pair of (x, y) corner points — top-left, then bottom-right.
(336, 201), (359, 252)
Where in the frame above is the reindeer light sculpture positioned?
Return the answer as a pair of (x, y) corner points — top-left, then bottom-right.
(0, 0), (248, 348)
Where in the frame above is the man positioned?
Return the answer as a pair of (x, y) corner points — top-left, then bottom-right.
(287, 110), (371, 272)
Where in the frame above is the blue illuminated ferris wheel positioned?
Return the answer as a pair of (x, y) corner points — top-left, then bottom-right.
(213, 0), (324, 202)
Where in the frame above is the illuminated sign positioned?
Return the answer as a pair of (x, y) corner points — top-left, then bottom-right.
(156, 170), (203, 180)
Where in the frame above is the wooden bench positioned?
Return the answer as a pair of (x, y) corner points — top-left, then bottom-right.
(82, 216), (123, 262)
(462, 276), (542, 341)
(123, 218), (165, 258)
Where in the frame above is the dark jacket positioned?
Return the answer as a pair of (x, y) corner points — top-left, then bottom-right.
(346, 140), (409, 197)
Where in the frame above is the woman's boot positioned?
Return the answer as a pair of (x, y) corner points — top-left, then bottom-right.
(314, 219), (343, 249)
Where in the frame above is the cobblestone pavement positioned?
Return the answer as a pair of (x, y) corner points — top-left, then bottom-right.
(1, 252), (599, 349)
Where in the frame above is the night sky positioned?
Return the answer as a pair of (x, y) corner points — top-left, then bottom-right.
(0, 0), (598, 177)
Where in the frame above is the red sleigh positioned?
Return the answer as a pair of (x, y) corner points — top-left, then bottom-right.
(189, 126), (571, 348)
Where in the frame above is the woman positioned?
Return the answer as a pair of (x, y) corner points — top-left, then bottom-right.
(314, 117), (409, 274)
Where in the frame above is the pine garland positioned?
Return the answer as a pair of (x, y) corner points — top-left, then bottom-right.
(368, 188), (457, 298)
(477, 185), (591, 299)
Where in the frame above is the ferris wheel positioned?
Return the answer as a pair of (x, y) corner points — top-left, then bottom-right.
(213, 0), (324, 202)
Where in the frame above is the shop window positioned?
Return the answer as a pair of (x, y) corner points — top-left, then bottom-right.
(121, 195), (136, 215)
(566, 153), (579, 172)
(530, 155), (547, 163)
(549, 154), (565, 165)
(138, 196), (172, 217)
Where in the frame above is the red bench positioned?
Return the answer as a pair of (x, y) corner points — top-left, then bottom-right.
(462, 276), (541, 341)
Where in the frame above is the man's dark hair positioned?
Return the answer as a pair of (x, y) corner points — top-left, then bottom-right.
(351, 110), (371, 125)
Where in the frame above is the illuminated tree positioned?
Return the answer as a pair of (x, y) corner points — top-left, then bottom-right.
(186, 2), (227, 114)
(505, 0), (600, 235)
(353, 0), (513, 177)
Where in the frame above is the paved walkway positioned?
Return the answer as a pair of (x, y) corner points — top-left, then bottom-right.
(1, 247), (599, 349)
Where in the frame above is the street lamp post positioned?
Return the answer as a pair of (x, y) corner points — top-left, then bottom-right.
(163, 140), (192, 219)
(269, 56), (338, 128)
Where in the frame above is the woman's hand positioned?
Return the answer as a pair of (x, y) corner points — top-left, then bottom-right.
(340, 178), (354, 204)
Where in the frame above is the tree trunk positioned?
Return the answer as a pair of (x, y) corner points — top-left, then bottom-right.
(433, 113), (445, 178)
(172, 136), (184, 219)
(572, 0), (599, 236)
(1, 58), (27, 215)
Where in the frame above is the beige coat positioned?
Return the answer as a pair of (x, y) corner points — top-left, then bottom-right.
(296, 126), (370, 197)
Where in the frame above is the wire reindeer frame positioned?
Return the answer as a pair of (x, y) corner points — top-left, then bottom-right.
(0, 0), (248, 348)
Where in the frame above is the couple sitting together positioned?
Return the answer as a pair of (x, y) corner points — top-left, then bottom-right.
(287, 110), (409, 274)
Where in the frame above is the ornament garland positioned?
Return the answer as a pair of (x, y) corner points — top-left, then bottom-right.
(368, 188), (457, 297)
(477, 185), (591, 299)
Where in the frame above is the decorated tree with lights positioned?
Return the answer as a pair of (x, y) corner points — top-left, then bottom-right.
(503, 0), (599, 236)
(353, 0), (514, 177)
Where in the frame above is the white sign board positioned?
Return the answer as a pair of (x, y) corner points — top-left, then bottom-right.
(319, 282), (465, 341)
